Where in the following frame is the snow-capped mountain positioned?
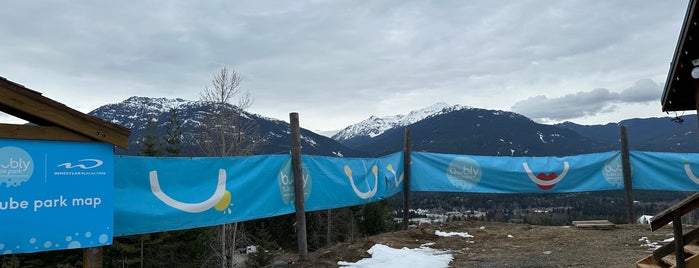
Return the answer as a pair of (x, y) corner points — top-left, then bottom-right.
(88, 97), (699, 158)
(331, 102), (470, 148)
(89, 96), (362, 157)
(332, 102), (699, 157)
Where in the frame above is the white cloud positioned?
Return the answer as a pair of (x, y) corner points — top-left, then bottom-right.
(0, 1), (689, 130)
(511, 79), (664, 122)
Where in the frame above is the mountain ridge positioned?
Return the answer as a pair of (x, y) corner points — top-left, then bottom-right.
(88, 97), (698, 158)
(89, 96), (362, 157)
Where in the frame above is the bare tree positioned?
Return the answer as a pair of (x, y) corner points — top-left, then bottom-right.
(198, 67), (256, 157)
(197, 67), (257, 268)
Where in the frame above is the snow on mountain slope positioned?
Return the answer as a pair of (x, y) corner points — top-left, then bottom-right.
(331, 102), (469, 142)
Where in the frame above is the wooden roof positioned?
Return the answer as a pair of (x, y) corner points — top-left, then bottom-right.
(0, 76), (131, 149)
(662, 0), (699, 112)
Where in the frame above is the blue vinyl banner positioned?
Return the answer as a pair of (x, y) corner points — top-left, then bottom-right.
(302, 154), (403, 211)
(378, 152), (406, 198)
(114, 155), (293, 236)
(630, 151), (699, 191)
(410, 151), (623, 193)
(106, 150), (699, 238)
(0, 139), (113, 255)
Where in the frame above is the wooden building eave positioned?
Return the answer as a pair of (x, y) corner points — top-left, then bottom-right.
(0, 76), (131, 149)
(662, 0), (699, 112)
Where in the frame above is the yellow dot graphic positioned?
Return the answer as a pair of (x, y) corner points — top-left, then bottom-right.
(214, 190), (232, 211)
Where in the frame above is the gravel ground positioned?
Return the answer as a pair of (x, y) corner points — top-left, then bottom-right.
(278, 220), (678, 268)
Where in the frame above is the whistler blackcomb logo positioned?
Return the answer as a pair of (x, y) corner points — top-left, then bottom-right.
(54, 159), (106, 176)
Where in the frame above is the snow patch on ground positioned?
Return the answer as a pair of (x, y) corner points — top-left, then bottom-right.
(435, 230), (474, 238)
(338, 243), (453, 268)
(639, 236), (674, 251)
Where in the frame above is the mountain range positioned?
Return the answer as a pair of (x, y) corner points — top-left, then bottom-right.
(88, 96), (699, 157)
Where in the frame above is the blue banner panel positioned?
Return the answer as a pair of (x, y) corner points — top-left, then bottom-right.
(114, 155), (293, 236)
(378, 152), (405, 198)
(410, 151), (622, 193)
(631, 151), (699, 191)
(0, 139), (113, 255)
(302, 155), (386, 211)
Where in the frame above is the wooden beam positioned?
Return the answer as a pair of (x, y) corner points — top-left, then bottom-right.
(620, 125), (635, 224)
(289, 112), (308, 262)
(402, 128), (411, 230)
(695, 82), (699, 135)
(0, 124), (94, 142)
(651, 191), (699, 231)
(0, 77), (130, 148)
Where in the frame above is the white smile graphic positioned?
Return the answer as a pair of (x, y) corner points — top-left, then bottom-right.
(683, 164), (699, 185)
(522, 161), (570, 186)
(149, 169), (227, 213)
(344, 165), (379, 199)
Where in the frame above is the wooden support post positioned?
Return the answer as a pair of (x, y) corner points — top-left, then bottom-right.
(289, 113), (308, 261)
(82, 247), (103, 268)
(674, 211), (686, 268)
(620, 126), (635, 224)
(402, 128), (411, 230)
(695, 83), (699, 135)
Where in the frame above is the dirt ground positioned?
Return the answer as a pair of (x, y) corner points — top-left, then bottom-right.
(277, 220), (679, 268)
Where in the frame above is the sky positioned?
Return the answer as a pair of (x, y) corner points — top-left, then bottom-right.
(0, 1), (691, 132)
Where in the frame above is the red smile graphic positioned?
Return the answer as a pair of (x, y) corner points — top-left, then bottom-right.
(522, 162), (570, 191)
(536, 173), (558, 190)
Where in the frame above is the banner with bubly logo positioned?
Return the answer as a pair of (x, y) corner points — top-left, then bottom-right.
(410, 151), (623, 193)
(0, 139), (113, 255)
(113, 153), (407, 236)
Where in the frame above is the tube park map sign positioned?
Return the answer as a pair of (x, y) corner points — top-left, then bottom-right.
(0, 138), (113, 254)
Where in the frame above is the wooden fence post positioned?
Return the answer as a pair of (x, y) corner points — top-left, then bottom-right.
(82, 247), (103, 268)
(620, 125), (635, 224)
(289, 113), (308, 261)
(402, 128), (411, 230)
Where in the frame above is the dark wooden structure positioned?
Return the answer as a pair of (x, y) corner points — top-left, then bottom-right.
(662, 0), (699, 116)
(0, 76), (131, 268)
(0, 76), (130, 148)
(638, 1), (699, 267)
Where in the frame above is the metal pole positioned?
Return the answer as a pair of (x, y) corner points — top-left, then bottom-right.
(620, 125), (635, 224)
(289, 113), (308, 261)
(402, 128), (411, 230)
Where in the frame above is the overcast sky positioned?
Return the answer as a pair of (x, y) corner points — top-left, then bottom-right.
(0, 1), (691, 131)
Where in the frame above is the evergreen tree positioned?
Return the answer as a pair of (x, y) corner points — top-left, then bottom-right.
(139, 119), (162, 157)
(163, 108), (182, 157)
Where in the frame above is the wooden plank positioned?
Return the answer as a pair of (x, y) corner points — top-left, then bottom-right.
(572, 220), (615, 230)
(636, 255), (662, 268)
(682, 252), (699, 268)
(663, 253), (677, 267)
(0, 77), (130, 148)
(683, 243), (699, 255)
(654, 227), (699, 262)
(574, 224), (615, 230)
(651, 192), (699, 231)
(0, 124), (93, 142)
(572, 220), (615, 225)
